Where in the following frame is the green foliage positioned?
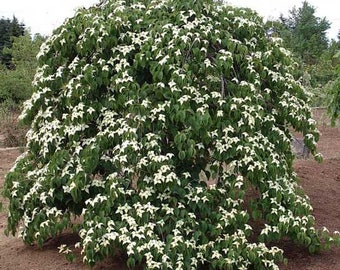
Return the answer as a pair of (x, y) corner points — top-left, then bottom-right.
(3, 0), (340, 269)
(4, 33), (44, 68)
(266, 1), (339, 110)
(327, 49), (340, 125)
(0, 66), (33, 102)
(0, 100), (28, 147)
(299, 50), (338, 107)
(0, 33), (44, 103)
(0, 16), (25, 68)
(328, 76), (340, 125)
(269, 1), (330, 65)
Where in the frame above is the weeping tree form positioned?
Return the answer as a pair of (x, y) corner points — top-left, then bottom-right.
(3, 0), (340, 269)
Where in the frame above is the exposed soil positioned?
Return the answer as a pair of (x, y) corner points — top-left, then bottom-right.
(0, 111), (339, 270)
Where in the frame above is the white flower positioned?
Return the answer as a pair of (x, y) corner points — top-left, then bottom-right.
(204, 58), (213, 68)
(159, 114), (166, 122)
(159, 55), (170, 65)
(217, 110), (223, 117)
(211, 250), (222, 259)
(178, 95), (190, 105)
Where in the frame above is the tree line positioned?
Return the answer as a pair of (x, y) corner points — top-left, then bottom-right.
(0, 16), (44, 106)
(266, 1), (340, 122)
(0, 16), (25, 69)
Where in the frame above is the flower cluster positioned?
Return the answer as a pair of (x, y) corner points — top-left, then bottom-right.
(3, 0), (339, 269)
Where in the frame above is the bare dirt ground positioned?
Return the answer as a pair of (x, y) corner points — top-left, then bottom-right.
(0, 109), (339, 270)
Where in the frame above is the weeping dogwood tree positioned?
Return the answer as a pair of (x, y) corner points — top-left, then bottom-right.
(3, 0), (340, 269)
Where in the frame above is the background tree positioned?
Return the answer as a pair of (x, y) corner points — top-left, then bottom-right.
(0, 33), (44, 103)
(328, 75), (340, 125)
(0, 16), (25, 68)
(275, 1), (330, 64)
(266, 1), (340, 109)
(328, 41), (340, 125)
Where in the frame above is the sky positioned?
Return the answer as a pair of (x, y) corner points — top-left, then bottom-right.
(1, 0), (339, 40)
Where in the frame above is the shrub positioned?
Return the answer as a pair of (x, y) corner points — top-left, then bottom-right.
(0, 66), (33, 103)
(0, 100), (27, 147)
(328, 77), (340, 126)
(0, 33), (44, 103)
(3, 0), (340, 269)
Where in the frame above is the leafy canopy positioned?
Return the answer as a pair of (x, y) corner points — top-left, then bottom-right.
(328, 77), (340, 125)
(3, 0), (340, 269)
(0, 33), (44, 103)
(328, 52), (340, 125)
(268, 1), (330, 65)
(0, 16), (25, 69)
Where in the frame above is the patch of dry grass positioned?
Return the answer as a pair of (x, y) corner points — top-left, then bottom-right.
(0, 102), (27, 147)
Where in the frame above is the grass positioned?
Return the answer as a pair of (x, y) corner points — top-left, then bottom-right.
(0, 101), (28, 148)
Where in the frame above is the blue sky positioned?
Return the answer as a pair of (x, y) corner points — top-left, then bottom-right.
(1, 0), (339, 39)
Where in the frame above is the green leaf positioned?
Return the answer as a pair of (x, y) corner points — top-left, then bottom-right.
(127, 257), (135, 268)
(179, 150), (186, 160)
